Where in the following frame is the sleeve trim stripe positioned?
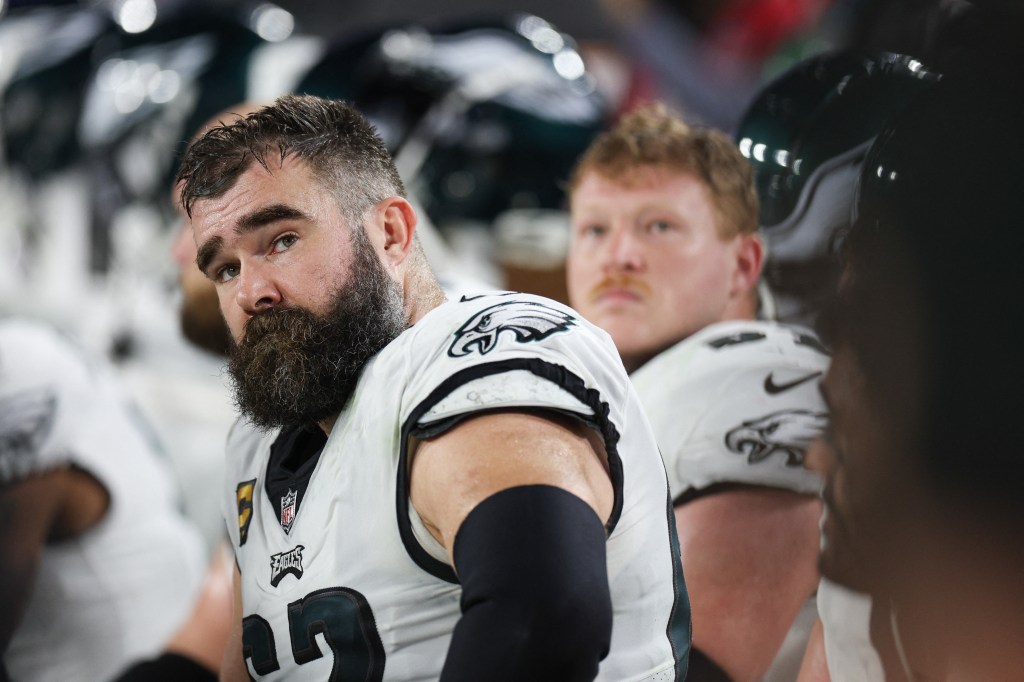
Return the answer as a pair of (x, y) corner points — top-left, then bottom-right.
(396, 358), (624, 584)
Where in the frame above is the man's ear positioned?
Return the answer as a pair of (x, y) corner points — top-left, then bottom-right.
(731, 232), (764, 298)
(377, 196), (418, 267)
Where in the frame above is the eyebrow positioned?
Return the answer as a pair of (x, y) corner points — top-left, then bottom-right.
(195, 203), (308, 276)
(195, 235), (223, 276)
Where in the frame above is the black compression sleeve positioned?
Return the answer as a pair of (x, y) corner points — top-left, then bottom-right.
(687, 647), (735, 682)
(440, 484), (612, 682)
(111, 653), (217, 682)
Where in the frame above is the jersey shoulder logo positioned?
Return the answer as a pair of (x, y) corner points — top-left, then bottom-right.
(236, 479), (256, 546)
(706, 331), (767, 349)
(792, 331), (830, 355)
(763, 371), (822, 394)
(448, 301), (576, 357)
(724, 409), (828, 466)
(0, 387), (56, 482)
(270, 545), (305, 587)
(458, 292), (518, 302)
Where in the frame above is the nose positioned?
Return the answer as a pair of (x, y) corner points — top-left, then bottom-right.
(601, 226), (645, 274)
(234, 261), (282, 315)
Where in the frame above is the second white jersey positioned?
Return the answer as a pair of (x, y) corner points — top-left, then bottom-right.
(223, 293), (690, 681)
(817, 579), (886, 681)
(631, 320), (830, 681)
(0, 319), (205, 682)
(631, 319), (829, 500)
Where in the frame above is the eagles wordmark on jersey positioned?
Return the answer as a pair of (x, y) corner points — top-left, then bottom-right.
(222, 293), (691, 681)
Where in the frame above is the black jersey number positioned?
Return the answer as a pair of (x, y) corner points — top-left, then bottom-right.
(242, 586), (385, 681)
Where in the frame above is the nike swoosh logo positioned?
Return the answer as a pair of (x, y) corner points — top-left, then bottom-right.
(764, 371), (823, 394)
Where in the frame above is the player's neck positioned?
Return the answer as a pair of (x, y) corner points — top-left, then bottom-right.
(404, 262), (447, 327)
(722, 291), (758, 322)
(318, 415), (338, 436)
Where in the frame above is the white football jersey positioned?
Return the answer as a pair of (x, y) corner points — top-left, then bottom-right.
(816, 579), (886, 681)
(0, 319), (205, 682)
(631, 319), (828, 500)
(630, 319), (830, 681)
(222, 293), (690, 681)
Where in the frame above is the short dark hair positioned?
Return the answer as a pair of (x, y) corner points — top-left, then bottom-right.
(176, 94), (405, 226)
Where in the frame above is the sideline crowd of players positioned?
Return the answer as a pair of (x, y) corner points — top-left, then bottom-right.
(3, 1), (1024, 681)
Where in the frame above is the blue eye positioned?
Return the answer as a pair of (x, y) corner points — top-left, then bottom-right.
(272, 234), (298, 252)
(215, 264), (240, 283)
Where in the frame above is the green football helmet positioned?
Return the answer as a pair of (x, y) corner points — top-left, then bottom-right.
(734, 49), (940, 324)
(296, 14), (610, 234)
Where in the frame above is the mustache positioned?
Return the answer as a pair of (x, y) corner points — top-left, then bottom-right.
(233, 308), (329, 363)
(240, 307), (321, 344)
(590, 275), (652, 300)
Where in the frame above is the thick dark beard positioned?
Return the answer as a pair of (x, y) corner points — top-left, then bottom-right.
(227, 229), (406, 430)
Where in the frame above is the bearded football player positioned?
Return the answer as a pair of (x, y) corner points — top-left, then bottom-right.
(178, 94), (691, 681)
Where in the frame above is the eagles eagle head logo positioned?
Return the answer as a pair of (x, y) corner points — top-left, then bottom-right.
(724, 409), (828, 467)
(448, 301), (577, 357)
(0, 387), (56, 482)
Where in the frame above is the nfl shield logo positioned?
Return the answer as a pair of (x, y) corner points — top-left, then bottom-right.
(280, 489), (298, 534)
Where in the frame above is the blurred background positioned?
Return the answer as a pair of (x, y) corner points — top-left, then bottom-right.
(0, 0), (947, 546)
